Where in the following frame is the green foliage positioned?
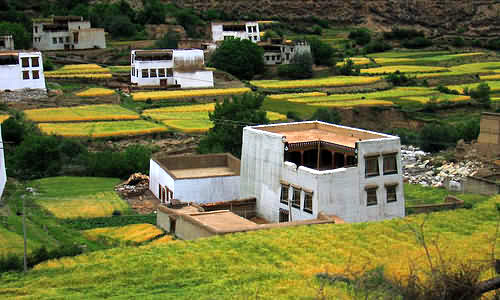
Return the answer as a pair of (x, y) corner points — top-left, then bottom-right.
(383, 27), (425, 40)
(210, 39), (264, 80)
(2, 116), (25, 145)
(310, 108), (341, 124)
(198, 93), (269, 157)
(0, 22), (30, 49)
(420, 123), (459, 152)
(286, 111), (303, 121)
(451, 37), (465, 48)
(137, 0), (166, 25)
(85, 145), (152, 179)
(155, 31), (179, 49)
(61, 214), (156, 230)
(312, 25), (322, 35)
(263, 30), (280, 41)
(174, 8), (204, 38)
(403, 37), (433, 49)
(469, 82), (491, 107)
(363, 39), (393, 53)
(486, 38), (500, 50)
(277, 52), (313, 79)
(437, 85), (460, 95)
(306, 37), (335, 66)
(43, 56), (54, 71)
(423, 95), (439, 112)
(348, 29), (371, 46)
(337, 58), (359, 76)
(106, 15), (137, 38)
(386, 71), (417, 86)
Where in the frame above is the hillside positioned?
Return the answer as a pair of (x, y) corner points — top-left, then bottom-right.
(165, 0), (500, 37)
(0, 194), (498, 299)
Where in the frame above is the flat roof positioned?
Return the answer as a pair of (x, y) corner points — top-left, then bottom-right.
(189, 211), (257, 231)
(253, 121), (391, 148)
(153, 153), (240, 180)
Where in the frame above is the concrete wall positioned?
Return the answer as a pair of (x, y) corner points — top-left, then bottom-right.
(131, 59), (174, 86)
(478, 113), (500, 145)
(67, 21), (91, 31)
(157, 208), (172, 232)
(211, 22), (260, 43)
(173, 70), (214, 88)
(174, 175), (240, 204)
(149, 159), (175, 201)
(73, 29), (106, 50)
(240, 122), (405, 223)
(263, 43), (311, 65)
(174, 215), (214, 240)
(0, 52), (46, 91)
(33, 31), (70, 51)
(0, 125), (7, 198)
(0, 36), (14, 50)
(463, 176), (499, 196)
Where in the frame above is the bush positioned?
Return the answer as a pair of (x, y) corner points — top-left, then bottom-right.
(403, 37), (433, 49)
(348, 29), (371, 46)
(486, 38), (500, 50)
(363, 39), (392, 53)
(383, 27), (425, 40)
(155, 30), (179, 49)
(2, 117), (25, 145)
(469, 82), (491, 107)
(420, 123), (459, 152)
(210, 39), (264, 80)
(452, 37), (465, 48)
(306, 37), (335, 66)
(437, 85), (460, 95)
(310, 108), (341, 124)
(277, 52), (313, 79)
(286, 111), (302, 121)
(386, 71), (417, 86)
(85, 145), (152, 179)
(337, 59), (359, 76)
(0, 253), (22, 273)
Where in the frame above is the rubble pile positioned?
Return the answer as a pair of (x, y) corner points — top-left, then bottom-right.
(401, 145), (484, 187)
(115, 173), (150, 197)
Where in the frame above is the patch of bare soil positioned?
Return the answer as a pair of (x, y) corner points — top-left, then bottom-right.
(115, 173), (161, 214)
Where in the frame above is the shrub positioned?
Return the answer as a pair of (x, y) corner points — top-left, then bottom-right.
(210, 39), (264, 80)
(363, 39), (392, 53)
(286, 111), (302, 121)
(420, 123), (459, 152)
(306, 37), (335, 66)
(0, 253), (22, 273)
(403, 37), (433, 49)
(337, 59), (359, 76)
(2, 116), (25, 145)
(437, 85), (460, 95)
(277, 52), (313, 79)
(310, 108), (341, 124)
(386, 71), (417, 86)
(383, 27), (425, 40)
(348, 29), (371, 46)
(469, 82), (491, 107)
(486, 38), (500, 50)
(155, 30), (179, 49)
(452, 37), (465, 48)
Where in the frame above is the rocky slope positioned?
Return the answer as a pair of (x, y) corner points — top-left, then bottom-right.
(167, 0), (500, 37)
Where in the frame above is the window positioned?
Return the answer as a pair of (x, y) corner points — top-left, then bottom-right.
(0, 40), (4, 48)
(279, 209), (289, 223)
(34, 26), (38, 33)
(31, 57), (39, 67)
(286, 53), (290, 60)
(32, 70), (39, 79)
(142, 69), (149, 78)
(150, 68), (157, 77)
(65, 37), (69, 43)
(59, 37), (64, 44)
(386, 185), (397, 203)
(21, 57), (29, 68)
(304, 192), (313, 213)
(265, 56), (269, 61)
(166, 68), (173, 77)
(280, 184), (289, 205)
(53, 37), (57, 44)
(366, 187), (378, 206)
(253, 36), (258, 41)
(292, 187), (301, 208)
(365, 156), (379, 177)
(247, 26), (252, 33)
(383, 154), (398, 175)
(131, 67), (135, 77)
(22, 71), (29, 80)
(158, 68), (165, 77)
(277, 55), (281, 60)
(253, 26), (257, 32)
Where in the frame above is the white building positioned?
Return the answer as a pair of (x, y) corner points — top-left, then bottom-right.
(211, 22), (260, 43)
(0, 51), (46, 91)
(149, 153), (241, 204)
(0, 125), (6, 198)
(240, 121), (405, 223)
(33, 16), (106, 51)
(0, 35), (14, 51)
(262, 40), (311, 65)
(131, 49), (214, 88)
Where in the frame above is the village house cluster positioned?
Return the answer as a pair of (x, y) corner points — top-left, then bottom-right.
(152, 121), (406, 239)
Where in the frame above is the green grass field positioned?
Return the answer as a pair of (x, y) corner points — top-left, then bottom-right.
(404, 183), (490, 206)
(37, 120), (167, 138)
(1, 191), (497, 299)
(32, 177), (130, 219)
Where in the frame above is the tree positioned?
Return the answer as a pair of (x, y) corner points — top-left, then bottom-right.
(107, 15), (137, 38)
(348, 29), (371, 46)
(470, 82), (491, 107)
(277, 51), (313, 79)
(198, 93), (269, 157)
(210, 39), (264, 80)
(310, 108), (341, 124)
(155, 31), (179, 49)
(306, 37), (335, 66)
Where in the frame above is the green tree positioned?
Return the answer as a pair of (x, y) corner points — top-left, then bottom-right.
(470, 82), (491, 107)
(348, 29), (371, 46)
(107, 15), (137, 38)
(306, 37), (334, 66)
(310, 108), (341, 124)
(210, 39), (264, 80)
(277, 51), (313, 79)
(155, 31), (179, 49)
(198, 93), (269, 157)
(0, 22), (30, 49)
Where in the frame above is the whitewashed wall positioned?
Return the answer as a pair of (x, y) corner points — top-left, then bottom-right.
(174, 175), (240, 204)
(0, 52), (46, 91)
(33, 31), (70, 51)
(67, 21), (91, 31)
(74, 29), (106, 50)
(173, 70), (213, 88)
(211, 22), (260, 43)
(0, 125), (7, 198)
(149, 159), (175, 200)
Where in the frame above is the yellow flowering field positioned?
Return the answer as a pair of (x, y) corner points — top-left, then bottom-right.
(132, 88), (251, 101)
(149, 235), (174, 245)
(401, 95), (471, 103)
(267, 92), (327, 100)
(0, 114), (9, 123)
(47, 64), (109, 75)
(32, 177), (128, 219)
(163, 119), (214, 133)
(335, 57), (371, 67)
(83, 224), (164, 244)
(25, 104), (140, 122)
(0, 227), (35, 255)
(58, 64), (104, 70)
(38, 120), (167, 138)
(308, 99), (393, 107)
(360, 65), (448, 74)
(446, 80), (500, 94)
(251, 76), (382, 89)
(480, 74), (500, 80)
(45, 73), (112, 79)
(75, 88), (115, 97)
(372, 57), (416, 65)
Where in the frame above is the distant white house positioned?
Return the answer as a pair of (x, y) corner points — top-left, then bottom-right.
(0, 35), (14, 51)
(240, 121), (405, 223)
(130, 49), (214, 88)
(149, 153), (241, 205)
(33, 16), (106, 51)
(0, 125), (6, 198)
(261, 40), (311, 65)
(0, 50), (46, 91)
(211, 22), (260, 43)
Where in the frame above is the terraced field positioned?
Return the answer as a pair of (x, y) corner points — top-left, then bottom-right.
(75, 88), (115, 97)
(31, 177), (129, 219)
(251, 76), (382, 89)
(132, 88), (251, 101)
(38, 120), (167, 138)
(360, 65), (448, 74)
(446, 81), (500, 93)
(45, 64), (112, 79)
(83, 224), (164, 244)
(25, 104), (139, 122)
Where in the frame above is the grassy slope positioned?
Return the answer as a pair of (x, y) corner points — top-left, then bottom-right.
(1, 193), (498, 299)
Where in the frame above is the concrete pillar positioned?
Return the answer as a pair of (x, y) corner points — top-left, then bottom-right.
(300, 151), (304, 166)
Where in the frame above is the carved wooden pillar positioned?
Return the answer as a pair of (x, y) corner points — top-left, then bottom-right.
(316, 142), (321, 170)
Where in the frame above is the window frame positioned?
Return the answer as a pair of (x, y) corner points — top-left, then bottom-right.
(158, 68), (166, 77)
(21, 57), (29, 68)
(292, 187), (301, 209)
(31, 57), (39, 68)
(386, 184), (397, 203)
(142, 69), (149, 78)
(365, 156), (380, 178)
(304, 191), (313, 214)
(32, 70), (40, 80)
(22, 70), (30, 80)
(280, 184), (289, 205)
(383, 154), (398, 175)
(366, 187), (378, 206)
(150, 68), (157, 77)
(52, 37), (57, 44)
